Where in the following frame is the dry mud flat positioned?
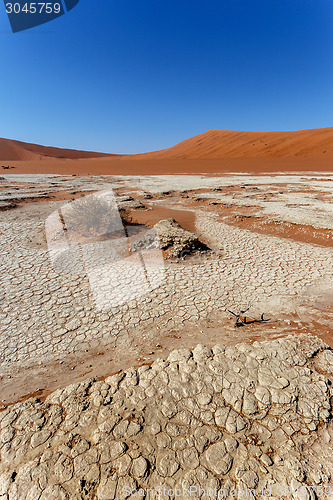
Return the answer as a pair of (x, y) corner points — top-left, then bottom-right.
(0, 173), (333, 497)
(0, 173), (333, 406)
(0, 334), (333, 499)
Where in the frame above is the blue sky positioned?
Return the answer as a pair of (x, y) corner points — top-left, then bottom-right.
(0, 0), (332, 153)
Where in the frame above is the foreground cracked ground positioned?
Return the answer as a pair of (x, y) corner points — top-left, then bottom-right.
(0, 334), (333, 499)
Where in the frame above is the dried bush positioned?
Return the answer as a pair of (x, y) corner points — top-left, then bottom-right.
(64, 194), (131, 238)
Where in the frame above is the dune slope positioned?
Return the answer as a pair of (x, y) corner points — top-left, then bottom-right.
(0, 138), (113, 161)
(1, 128), (333, 172)
(134, 128), (333, 159)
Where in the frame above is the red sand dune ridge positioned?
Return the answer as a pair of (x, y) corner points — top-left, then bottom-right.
(1, 127), (333, 162)
(0, 138), (113, 161)
(133, 128), (333, 159)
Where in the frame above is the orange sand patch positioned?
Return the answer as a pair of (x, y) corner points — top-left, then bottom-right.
(2, 156), (333, 176)
(130, 206), (197, 235)
(223, 215), (333, 248)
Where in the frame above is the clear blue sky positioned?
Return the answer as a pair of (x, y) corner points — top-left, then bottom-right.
(0, 0), (332, 153)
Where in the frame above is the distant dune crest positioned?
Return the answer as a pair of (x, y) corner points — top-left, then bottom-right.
(0, 127), (332, 161)
(136, 128), (333, 160)
(0, 138), (113, 161)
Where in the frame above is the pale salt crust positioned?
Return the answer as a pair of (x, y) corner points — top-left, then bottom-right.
(1, 173), (332, 374)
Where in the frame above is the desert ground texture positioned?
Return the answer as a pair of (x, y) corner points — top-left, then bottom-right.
(0, 129), (333, 499)
(0, 171), (333, 499)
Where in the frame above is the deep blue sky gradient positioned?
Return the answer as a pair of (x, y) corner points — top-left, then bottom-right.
(0, 0), (332, 153)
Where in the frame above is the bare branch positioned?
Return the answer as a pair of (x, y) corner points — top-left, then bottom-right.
(227, 303), (270, 327)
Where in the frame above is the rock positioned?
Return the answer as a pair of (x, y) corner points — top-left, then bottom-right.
(255, 386), (271, 405)
(0, 472), (13, 495)
(97, 476), (117, 500)
(116, 195), (145, 209)
(193, 344), (212, 363)
(225, 410), (247, 434)
(224, 436), (239, 453)
(0, 426), (15, 444)
(0, 201), (17, 211)
(54, 454), (74, 482)
(290, 479), (314, 500)
(115, 454), (132, 476)
(150, 423), (161, 435)
(176, 447), (200, 469)
(151, 218), (209, 258)
(197, 392), (213, 406)
(215, 407), (230, 427)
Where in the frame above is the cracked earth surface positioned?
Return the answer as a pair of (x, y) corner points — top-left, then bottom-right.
(0, 334), (333, 499)
(0, 175), (333, 405)
(1, 174), (333, 498)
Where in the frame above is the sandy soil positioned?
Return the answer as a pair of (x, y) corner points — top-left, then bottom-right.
(2, 157), (333, 176)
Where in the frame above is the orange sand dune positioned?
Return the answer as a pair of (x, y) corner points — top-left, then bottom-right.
(1, 127), (333, 162)
(0, 138), (112, 161)
(1, 127), (333, 175)
(132, 128), (333, 160)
